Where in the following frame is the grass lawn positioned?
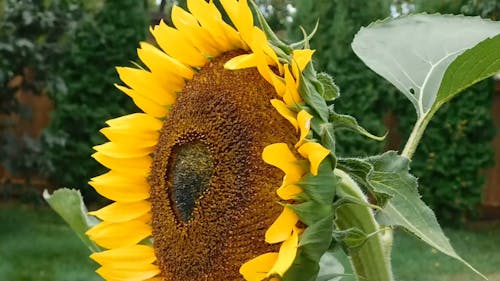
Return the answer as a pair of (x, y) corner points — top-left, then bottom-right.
(0, 203), (101, 281)
(1, 203), (499, 281)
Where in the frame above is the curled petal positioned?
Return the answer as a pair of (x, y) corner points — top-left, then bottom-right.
(265, 206), (299, 244)
(277, 184), (302, 200)
(298, 142), (330, 176)
(270, 99), (298, 131)
(291, 49), (315, 78)
(268, 227), (300, 277)
(283, 65), (302, 106)
(240, 253), (278, 281)
(296, 110), (313, 148)
(262, 143), (304, 183)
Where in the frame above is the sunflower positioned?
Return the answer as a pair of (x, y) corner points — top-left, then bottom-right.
(86, 1), (337, 280)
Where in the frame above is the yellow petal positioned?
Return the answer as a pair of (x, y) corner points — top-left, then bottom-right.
(88, 201), (151, 223)
(171, 6), (221, 57)
(150, 20), (207, 67)
(262, 143), (304, 183)
(224, 53), (258, 70)
(268, 228), (300, 277)
(93, 142), (153, 159)
(292, 49), (315, 77)
(220, 0), (253, 42)
(89, 171), (150, 202)
(270, 99), (298, 131)
(270, 73), (286, 97)
(240, 253), (278, 281)
(298, 142), (330, 176)
(86, 220), (151, 249)
(116, 67), (177, 106)
(100, 126), (159, 148)
(92, 153), (152, 175)
(296, 110), (313, 148)
(138, 42), (194, 79)
(96, 263), (160, 281)
(186, 0), (242, 51)
(115, 84), (169, 118)
(247, 27), (280, 69)
(277, 184), (302, 200)
(105, 113), (163, 132)
(90, 245), (156, 266)
(265, 206), (299, 244)
(283, 65), (302, 106)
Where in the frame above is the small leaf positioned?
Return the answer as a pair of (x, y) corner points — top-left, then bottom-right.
(364, 152), (485, 279)
(43, 188), (100, 252)
(329, 108), (385, 141)
(317, 72), (339, 103)
(352, 14), (500, 118)
(332, 228), (369, 250)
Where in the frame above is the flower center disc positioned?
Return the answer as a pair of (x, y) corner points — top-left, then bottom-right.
(149, 51), (297, 281)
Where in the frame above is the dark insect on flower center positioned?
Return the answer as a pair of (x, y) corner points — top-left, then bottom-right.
(167, 141), (214, 223)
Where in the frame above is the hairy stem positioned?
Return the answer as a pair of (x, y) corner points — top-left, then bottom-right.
(401, 109), (436, 159)
(334, 169), (394, 281)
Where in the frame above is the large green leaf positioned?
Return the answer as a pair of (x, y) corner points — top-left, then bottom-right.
(364, 152), (485, 278)
(43, 188), (100, 252)
(434, 34), (500, 109)
(352, 14), (500, 118)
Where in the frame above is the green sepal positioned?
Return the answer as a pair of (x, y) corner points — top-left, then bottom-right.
(43, 188), (100, 253)
(329, 106), (385, 141)
(289, 202), (333, 226)
(296, 162), (338, 205)
(290, 20), (319, 50)
(319, 122), (337, 166)
(317, 73), (340, 103)
(299, 213), (335, 262)
(282, 252), (320, 281)
(299, 65), (330, 122)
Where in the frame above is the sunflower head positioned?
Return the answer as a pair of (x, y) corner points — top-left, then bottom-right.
(86, 1), (339, 280)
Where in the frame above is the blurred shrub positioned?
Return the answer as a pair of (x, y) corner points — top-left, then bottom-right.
(41, 0), (148, 197)
(0, 0), (84, 178)
(290, 0), (496, 224)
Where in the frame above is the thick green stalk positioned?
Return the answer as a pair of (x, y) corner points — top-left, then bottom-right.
(334, 169), (394, 281)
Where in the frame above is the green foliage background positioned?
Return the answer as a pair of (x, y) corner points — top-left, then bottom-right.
(41, 0), (148, 198)
(290, 0), (496, 224)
